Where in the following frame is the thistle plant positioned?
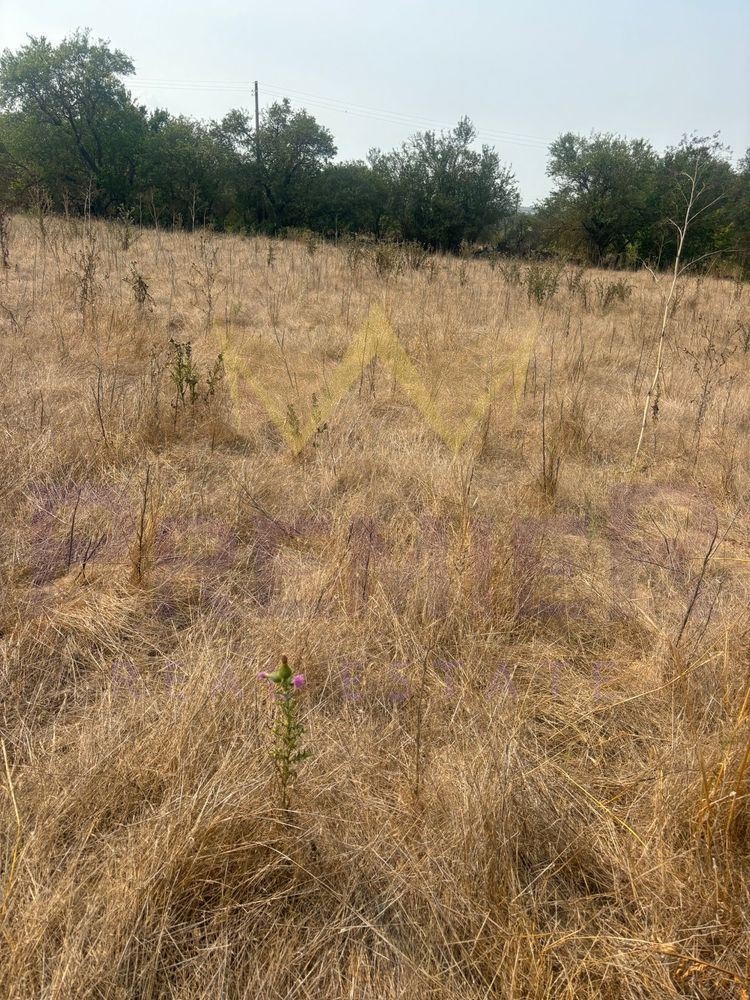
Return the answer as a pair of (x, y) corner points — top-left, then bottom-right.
(258, 656), (308, 808)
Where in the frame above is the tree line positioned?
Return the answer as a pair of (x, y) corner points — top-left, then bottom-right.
(1, 31), (748, 271)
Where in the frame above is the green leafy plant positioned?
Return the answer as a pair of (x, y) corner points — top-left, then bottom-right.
(166, 339), (225, 438)
(126, 261), (153, 308)
(526, 261), (559, 305)
(596, 277), (631, 311)
(373, 241), (402, 279)
(258, 656), (308, 808)
(203, 353), (225, 403)
(73, 230), (99, 311)
(168, 337), (200, 408)
(117, 206), (137, 251)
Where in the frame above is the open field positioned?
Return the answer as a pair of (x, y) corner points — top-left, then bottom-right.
(1, 214), (749, 998)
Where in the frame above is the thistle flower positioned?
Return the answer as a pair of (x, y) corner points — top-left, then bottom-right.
(292, 674), (305, 689)
(262, 655), (293, 685)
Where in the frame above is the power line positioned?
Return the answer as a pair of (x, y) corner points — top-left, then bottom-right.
(129, 76), (552, 151)
(259, 83), (551, 149)
(132, 76), (551, 149)
(257, 80), (551, 142)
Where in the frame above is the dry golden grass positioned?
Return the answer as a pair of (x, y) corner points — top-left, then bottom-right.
(0, 213), (749, 998)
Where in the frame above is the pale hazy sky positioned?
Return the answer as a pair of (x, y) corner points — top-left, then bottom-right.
(1, 0), (748, 202)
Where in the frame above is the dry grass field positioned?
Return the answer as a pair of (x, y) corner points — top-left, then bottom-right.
(1, 213), (750, 998)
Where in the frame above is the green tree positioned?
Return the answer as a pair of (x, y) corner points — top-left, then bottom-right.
(0, 30), (147, 212)
(655, 134), (736, 269)
(538, 132), (660, 265)
(138, 111), (237, 228)
(732, 150), (750, 276)
(254, 99), (336, 230)
(306, 161), (388, 237)
(211, 100), (336, 231)
(371, 118), (518, 250)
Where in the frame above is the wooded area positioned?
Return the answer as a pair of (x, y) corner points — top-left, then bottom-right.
(1, 31), (748, 270)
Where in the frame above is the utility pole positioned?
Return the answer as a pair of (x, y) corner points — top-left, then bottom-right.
(254, 80), (265, 224)
(254, 80), (261, 165)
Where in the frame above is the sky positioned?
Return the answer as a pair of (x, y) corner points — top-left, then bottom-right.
(1, 0), (749, 203)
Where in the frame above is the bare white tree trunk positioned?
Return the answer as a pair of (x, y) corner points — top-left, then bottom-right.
(632, 159), (705, 464)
